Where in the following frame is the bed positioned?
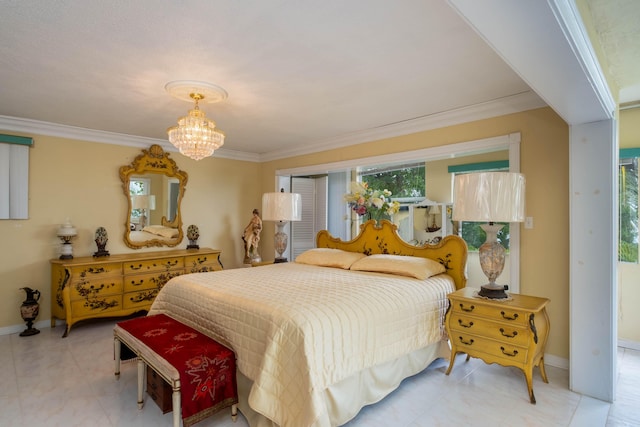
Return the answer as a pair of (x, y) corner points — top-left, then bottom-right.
(148, 220), (467, 427)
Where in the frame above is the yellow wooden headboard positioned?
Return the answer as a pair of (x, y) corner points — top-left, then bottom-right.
(316, 219), (467, 290)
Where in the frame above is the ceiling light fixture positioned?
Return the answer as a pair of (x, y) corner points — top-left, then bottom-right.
(166, 81), (227, 161)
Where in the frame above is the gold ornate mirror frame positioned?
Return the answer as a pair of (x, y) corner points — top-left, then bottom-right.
(119, 144), (188, 249)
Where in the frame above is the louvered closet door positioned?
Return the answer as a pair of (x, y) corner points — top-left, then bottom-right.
(291, 177), (327, 259)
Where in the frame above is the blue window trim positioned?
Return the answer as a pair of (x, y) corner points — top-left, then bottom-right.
(0, 134), (33, 146)
(620, 148), (640, 159)
(447, 160), (509, 174)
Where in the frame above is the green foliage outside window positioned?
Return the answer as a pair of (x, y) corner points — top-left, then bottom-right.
(360, 165), (425, 198)
(461, 222), (511, 251)
(619, 158), (638, 263)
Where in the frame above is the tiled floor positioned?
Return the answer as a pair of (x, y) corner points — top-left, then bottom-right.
(0, 320), (638, 427)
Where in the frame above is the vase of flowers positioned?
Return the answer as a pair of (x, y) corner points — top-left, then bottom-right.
(344, 181), (400, 223)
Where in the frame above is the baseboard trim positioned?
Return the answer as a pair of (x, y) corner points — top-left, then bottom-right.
(618, 339), (640, 351)
(544, 353), (569, 370)
(0, 319), (63, 337)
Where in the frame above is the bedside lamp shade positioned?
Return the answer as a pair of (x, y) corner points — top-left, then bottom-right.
(262, 192), (302, 222)
(453, 172), (525, 223)
(262, 191), (302, 262)
(453, 172), (525, 299)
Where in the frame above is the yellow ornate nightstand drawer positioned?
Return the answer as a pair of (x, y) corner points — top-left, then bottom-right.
(451, 300), (529, 326)
(448, 314), (530, 347)
(123, 257), (184, 274)
(71, 295), (123, 316)
(70, 263), (122, 279)
(123, 289), (158, 310)
(184, 253), (222, 273)
(450, 332), (528, 364)
(70, 278), (124, 301)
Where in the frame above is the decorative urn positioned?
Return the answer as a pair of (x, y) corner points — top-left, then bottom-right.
(19, 287), (41, 336)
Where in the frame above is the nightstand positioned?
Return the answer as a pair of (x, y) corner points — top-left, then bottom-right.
(444, 287), (550, 404)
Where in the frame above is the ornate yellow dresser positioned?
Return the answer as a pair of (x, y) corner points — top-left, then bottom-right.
(50, 248), (222, 337)
(445, 287), (550, 403)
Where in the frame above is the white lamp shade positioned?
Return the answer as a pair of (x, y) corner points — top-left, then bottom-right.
(132, 195), (156, 210)
(262, 192), (302, 222)
(57, 219), (77, 237)
(453, 172), (525, 222)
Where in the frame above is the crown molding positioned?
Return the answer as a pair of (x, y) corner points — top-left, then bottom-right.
(0, 115), (261, 162)
(258, 91), (545, 162)
(0, 91), (544, 164)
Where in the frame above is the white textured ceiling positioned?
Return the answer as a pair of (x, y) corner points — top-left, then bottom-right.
(586, 0), (640, 106)
(0, 1), (636, 159)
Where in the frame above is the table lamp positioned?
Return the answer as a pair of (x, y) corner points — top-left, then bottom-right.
(57, 218), (78, 259)
(132, 195), (156, 228)
(262, 190), (302, 263)
(453, 172), (525, 299)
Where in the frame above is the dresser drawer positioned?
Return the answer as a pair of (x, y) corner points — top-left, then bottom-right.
(184, 253), (222, 273)
(451, 331), (529, 364)
(70, 295), (123, 316)
(123, 289), (158, 310)
(448, 313), (530, 347)
(123, 257), (184, 274)
(70, 263), (122, 279)
(70, 278), (124, 301)
(122, 270), (179, 292)
(450, 299), (529, 326)
(146, 366), (172, 414)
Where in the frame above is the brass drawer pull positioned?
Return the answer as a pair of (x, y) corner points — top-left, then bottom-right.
(197, 257), (208, 263)
(130, 279), (144, 286)
(459, 303), (475, 312)
(129, 264), (143, 270)
(458, 336), (474, 346)
(87, 267), (106, 274)
(458, 319), (474, 328)
(499, 328), (518, 338)
(500, 346), (519, 357)
(501, 311), (519, 321)
(163, 260), (179, 268)
(500, 347), (518, 357)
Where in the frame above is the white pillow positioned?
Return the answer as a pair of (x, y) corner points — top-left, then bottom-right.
(295, 248), (367, 269)
(142, 225), (179, 239)
(350, 254), (446, 280)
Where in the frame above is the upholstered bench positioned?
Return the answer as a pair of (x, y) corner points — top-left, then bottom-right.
(114, 314), (238, 427)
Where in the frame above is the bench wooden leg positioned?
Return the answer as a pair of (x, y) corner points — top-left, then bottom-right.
(172, 388), (181, 427)
(114, 338), (121, 379)
(137, 359), (145, 410)
(231, 403), (238, 422)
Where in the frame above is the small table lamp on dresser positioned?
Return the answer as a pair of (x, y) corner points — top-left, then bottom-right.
(452, 172), (525, 299)
(261, 189), (302, 263)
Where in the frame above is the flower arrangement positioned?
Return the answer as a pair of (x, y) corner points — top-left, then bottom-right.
(344, 181), (400, 222)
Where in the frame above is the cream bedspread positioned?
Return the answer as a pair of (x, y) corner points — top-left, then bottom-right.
(148, 262), (455, 427)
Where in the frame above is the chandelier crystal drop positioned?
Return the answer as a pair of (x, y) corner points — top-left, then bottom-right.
(167, 93), (225, 161)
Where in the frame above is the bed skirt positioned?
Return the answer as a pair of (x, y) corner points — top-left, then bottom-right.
(236, 339), (451, 427)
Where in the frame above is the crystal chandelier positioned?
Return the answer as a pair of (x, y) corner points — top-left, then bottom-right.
(166, 81), (227, 161)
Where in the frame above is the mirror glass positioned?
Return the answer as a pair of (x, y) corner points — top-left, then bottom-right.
(120, 144), (188, 248)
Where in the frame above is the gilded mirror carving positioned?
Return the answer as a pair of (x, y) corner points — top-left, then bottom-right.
(119, 144), (188, 249)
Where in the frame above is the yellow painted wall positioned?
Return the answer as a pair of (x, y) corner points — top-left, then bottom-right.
(618, 107), (640, 342)
(0, 135), (261, 331)
(260, 107), (570, 359)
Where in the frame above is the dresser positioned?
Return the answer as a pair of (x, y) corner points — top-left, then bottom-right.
(50, 248), (222, 337)
(444, 287), (550, 403)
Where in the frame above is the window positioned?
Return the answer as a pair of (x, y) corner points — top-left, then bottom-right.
(619, 151), (639, 263)
(0, 135), (32, 219)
